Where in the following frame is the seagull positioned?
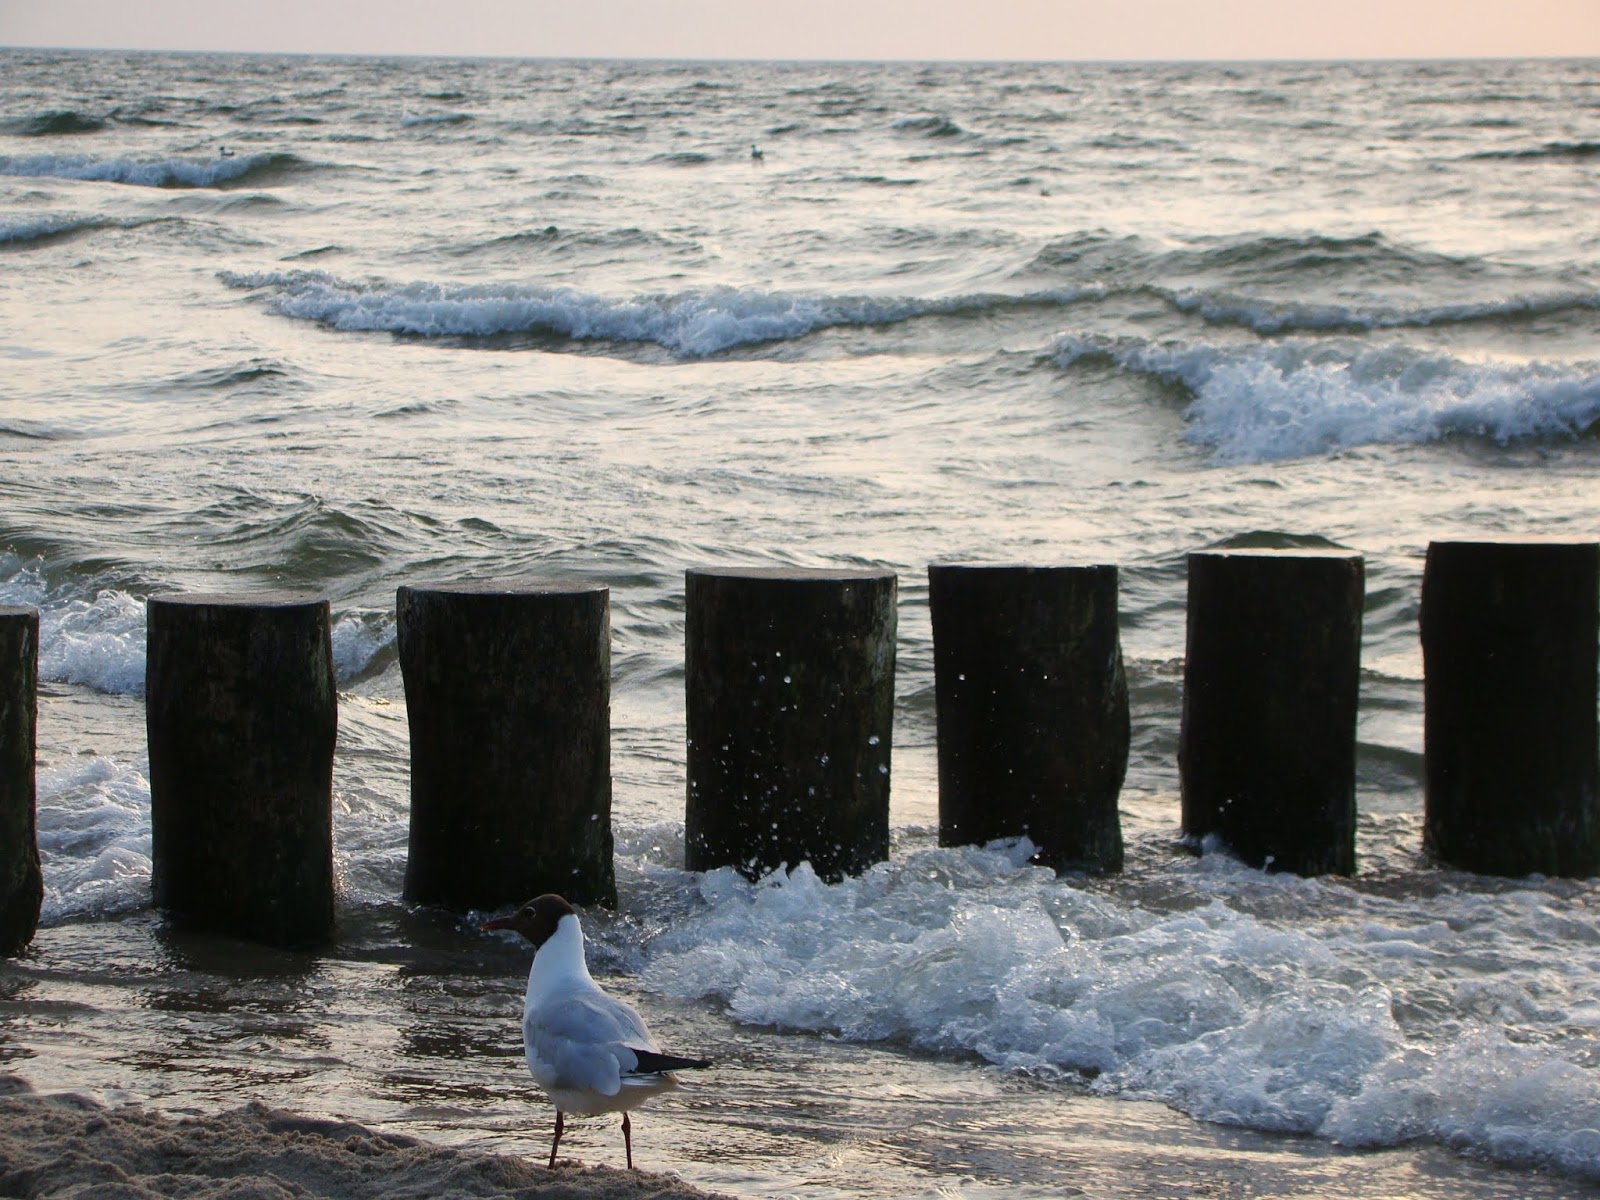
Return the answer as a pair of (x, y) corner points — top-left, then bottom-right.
(482, 893), (711, 1170)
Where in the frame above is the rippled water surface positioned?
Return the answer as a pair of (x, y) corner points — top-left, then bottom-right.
(1, 49), (1599, 1197)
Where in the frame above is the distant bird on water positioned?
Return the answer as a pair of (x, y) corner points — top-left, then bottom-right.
(218, 145), (235, 158)
(750, 143), (764, 160)
(482, 893), (712, 1170)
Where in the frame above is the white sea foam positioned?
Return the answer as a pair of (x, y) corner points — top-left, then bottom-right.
(639, 842), (1600, 1179)
(221, 271), (1100, 356)
(0, 561), (146, 695)
(1323, 1029), (1600, 1177)
(1055, 334), (1600, 463)
(220, 270), (928, 355)
(330, 610), (396, 680)
(0, 152), (273, 188)
(36, 754), (152, 923)
(39, 590), (147, 695)
(0, 560), (389, 696)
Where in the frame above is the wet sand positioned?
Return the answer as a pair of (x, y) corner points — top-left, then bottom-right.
(0, 1074), (726, 1200)
(5, 917), (1600, 1199)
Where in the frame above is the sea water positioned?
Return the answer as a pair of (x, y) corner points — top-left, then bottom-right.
(1, 48), (1599, 1197)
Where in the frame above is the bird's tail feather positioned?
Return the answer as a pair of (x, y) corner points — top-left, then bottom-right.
(629, 1049), (712, 1073)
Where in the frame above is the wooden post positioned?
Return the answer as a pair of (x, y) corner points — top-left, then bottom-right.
(0, 606), (41, 957)
(684, 567), (896, 882)
(929, 564), (1127, 873)
(1422, 539), (1600, 877)
(146, 592), (336, 948)
(397, 581), (615, 910)
(1179, 550), (1364, 875)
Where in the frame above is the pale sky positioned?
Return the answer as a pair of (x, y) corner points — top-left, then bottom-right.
(0, 0), (1596, 61)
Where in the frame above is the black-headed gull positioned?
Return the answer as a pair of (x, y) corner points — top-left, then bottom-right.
(482, 893), (711, 1170)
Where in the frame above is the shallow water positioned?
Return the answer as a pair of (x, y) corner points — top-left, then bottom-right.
(2, 48), (1599, 1197)
(5, 885), (1600, 1200)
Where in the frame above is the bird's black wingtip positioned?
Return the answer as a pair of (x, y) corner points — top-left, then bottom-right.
(630, 1049), (713, 1073)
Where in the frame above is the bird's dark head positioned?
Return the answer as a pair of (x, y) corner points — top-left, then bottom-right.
(481, 894), (575, 949)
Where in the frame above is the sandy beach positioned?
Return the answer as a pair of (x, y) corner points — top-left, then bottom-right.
(0, 1074), (726, 1200)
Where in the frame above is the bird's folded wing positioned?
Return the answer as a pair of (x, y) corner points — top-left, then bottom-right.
(526, 995), (632, 1096)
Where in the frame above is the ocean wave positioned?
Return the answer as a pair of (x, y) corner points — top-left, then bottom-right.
(1023, 230), (1598, 331)
(0, 560), (146, 695)
(36, 755), (152, 924)
(445, 224), (701, 262)
(1471, 140), (1600, 162)
(400, 110), (473, 127)
(893, 114), (967, 138)
(641, 842), (1600, 1182)
(1025, 229), (1449, 286)
(1162, 285), (1600, 334)
(0, 213), (110, 247)
(1054, 333), (1600, 463)
(221, 269), (1103, 356)
(1169, 230), (1465, 279)
(0, 110), (108, 136)
(331, 610), (397, 681)
(0, 151), (307, 189)
(0, 557), (394, 698)
(647, 151), (715, 167)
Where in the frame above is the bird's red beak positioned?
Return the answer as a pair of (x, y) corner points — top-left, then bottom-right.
(481, 916), (514, 932)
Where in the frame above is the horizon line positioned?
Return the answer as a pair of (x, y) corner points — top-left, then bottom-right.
(3, 43), (1598, 67)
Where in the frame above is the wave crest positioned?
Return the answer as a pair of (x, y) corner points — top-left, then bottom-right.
(0, 213), (111, 247)
(0, 151), (307, 189)
(0, 110), (108, 136)
(1054, 333), (1600, 463)
(641, 844), (1600, 1180)
(222, 270), (1102, 356)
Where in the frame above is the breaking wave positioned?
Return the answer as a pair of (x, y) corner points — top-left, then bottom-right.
(220, 270), (1101, 356)
(1054, 333), (1600, 463)
(0, 151), (310, 189)
(643, 843), (1600, 1182)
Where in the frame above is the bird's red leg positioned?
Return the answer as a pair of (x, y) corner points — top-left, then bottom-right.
(548, 1110), (565, 1169)
(622, 1111), (634, 1170)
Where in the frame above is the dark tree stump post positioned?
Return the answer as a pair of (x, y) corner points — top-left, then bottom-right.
(929, 564), (1127, 873)
(146, 592), (336, 948)
(1422, 539), (1600, 878)
(1179, 550), (1364, 875)
(398, 581), (615, 910)
(0, 606), (42, 957)
(685, 567), (896, 882)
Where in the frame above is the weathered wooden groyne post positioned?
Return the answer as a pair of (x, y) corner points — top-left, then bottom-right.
(929, 563), (1128, 872)
(146, 592), (336, 948)
(0, 606), (42, 956)
(684, 567), (896, 881)
(1421, 539), (1600, 877)
(398, 580), (615, 909)
(1179, 549), (1364, 875)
